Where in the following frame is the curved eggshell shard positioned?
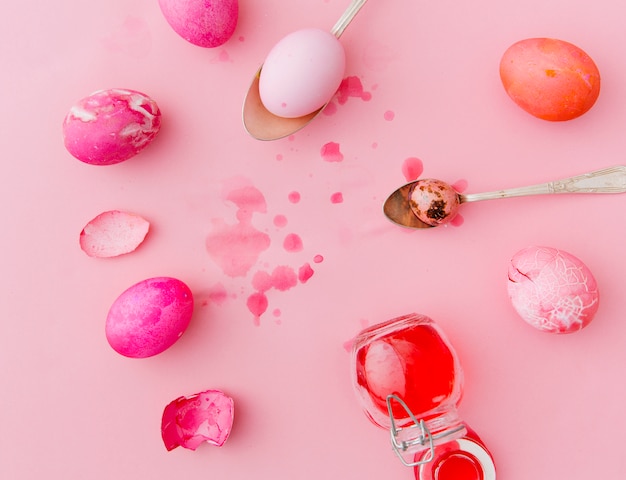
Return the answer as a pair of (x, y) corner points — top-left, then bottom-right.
(63, 89), (161, 165)
(259, 28), (346, 118)
(161, 389), (234, 451)
(507, 246), (599, 333)
(499, 38), (601, 121)
(80, 210), (149, 258)
(408, 179), (460, 226)
(158, 0), (238, 48)
(106, 277), (194, 358)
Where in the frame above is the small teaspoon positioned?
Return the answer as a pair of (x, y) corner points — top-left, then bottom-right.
(383, 165), (626, 229)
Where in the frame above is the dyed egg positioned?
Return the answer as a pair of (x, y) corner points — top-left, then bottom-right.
(158, 0), (238, 48)
(408, 179), (460, 226)
(259, 28), (345, 118)
(507, 246), (599, 333)
(499, 38), (600, 121)
(106, 277), (194, 358)
(63, 89), (161, 166)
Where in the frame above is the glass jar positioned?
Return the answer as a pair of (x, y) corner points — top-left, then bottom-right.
(351, 313), (496, 479)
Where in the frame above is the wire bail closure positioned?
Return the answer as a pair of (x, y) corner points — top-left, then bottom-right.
(386, 394), (465, 468)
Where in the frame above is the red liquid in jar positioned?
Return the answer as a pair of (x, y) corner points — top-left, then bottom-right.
(355, 322), (457, 420)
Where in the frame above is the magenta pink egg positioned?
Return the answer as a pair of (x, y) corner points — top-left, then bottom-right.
(408, 179), (460, 226)
(106, 277), (194, 358)
(507, 246), (599, 334)
(63, 89), (161, 166)
(158, 0), (238, 48)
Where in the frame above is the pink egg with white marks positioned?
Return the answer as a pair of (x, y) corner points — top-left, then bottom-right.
(158, 0), (238, 48)
(259, 28), (345, 118)
(106, 277), (194, 358)
(507, 246), (599, 334)
(63, 89), (161, 166)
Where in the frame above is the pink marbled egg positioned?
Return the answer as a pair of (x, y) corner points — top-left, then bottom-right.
(159, 0), (238, 48)
(106, 277), (194, 358)
(63, 89), (161, 166)
(507, 246), (599, 334)
(408, 179), (460, 226)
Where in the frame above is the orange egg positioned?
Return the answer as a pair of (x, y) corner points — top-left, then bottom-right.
(499, 38), (600, 121)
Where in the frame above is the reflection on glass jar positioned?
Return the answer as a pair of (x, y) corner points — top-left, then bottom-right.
(350, 313), (496, 480)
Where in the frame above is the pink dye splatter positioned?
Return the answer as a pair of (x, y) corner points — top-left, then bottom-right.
(288, 191), (301, 203)
(276, 154), (283, 161)
(274, 214), (288, 228)
(330, 192), (344, 204)
(206, 283), (229, 306)
(452, 179), (468, 193)
(372, 142), (378, 149)
(401, 157), (424, 182)
(247, 292), (268, 326)
(283, 233), (303, 252)
(252, 270), (273, 292)
(270, 266), (298, 291)
(313, 255), (324, 263)
(273, 308), (281, 317)
(299, 263), (314, 283)
(384, 110), (395, 121)
(206, 181), (271, 277)
(321, 142), (343, 163)
(450, 214), (465, 227)
(335, 76), (372, 104)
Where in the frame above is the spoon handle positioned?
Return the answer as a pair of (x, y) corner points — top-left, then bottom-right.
(331, 0), (368, 38)
(461, 165), (626, 203)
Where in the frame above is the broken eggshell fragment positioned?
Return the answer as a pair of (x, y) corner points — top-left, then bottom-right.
(507, 246), (599, 333)
(162, 389), (234, 451)
(80, 210), (150, 258)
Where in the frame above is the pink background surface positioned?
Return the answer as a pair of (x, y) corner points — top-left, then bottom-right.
(2, 0), (626, 478)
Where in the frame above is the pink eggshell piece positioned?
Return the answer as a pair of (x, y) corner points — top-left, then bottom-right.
(80, 210), (150, 258)
(500, 38), (601, 121)
(408, 179), (460, 226)
(158, 0), (238, 48)
(507, 246), (599, 333)
(162, 389), (234, 451)
(63, 89), (161, 165)
(106, 277), (194, 357)
(259, 28), (346, 118)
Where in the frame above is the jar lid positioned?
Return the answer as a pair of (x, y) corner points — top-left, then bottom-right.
(414, 426), (496, 480)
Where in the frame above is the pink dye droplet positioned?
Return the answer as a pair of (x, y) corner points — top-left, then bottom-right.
(451, 179), (468, 193)
(384, 110), (395, 121)
(321, 142), (343, 163)
(288, 191), (301, 203)
(247, 292), (268, 326)
(283, 233), (303, 252)
(299, 263), (314, 283)
(401, 157), (424, 182)
(252, 270), (273, 292)
(207, 283), (228, 305)
(450, 214), (465, 227)
(335, 76), (372, 105)
(330, 192), (344, 204)
(271, 266), (298, 291)
(274, 214), (288, 227)
(313, 254), (324, 263)
(276, 154), (283, 161)
(322, 102), (338, 116)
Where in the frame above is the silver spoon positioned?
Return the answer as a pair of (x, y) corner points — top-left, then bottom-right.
(242, 0), (368, 141)
(384, 165), (626, 229)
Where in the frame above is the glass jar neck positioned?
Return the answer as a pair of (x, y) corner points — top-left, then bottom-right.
(387, 394), (466, 467)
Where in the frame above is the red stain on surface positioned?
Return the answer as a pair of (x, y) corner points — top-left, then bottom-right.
(384, 110), (395, 121)
(321, 142), (343, 162)
(313, 254), (324, 263)
(247, 292), (268, 326)
(298, 263), (314, 283)
(283, 233), (303, 252)
(274, 214), (288, 227)
(451, 179), (468, 193)
(330, 192), (344, 204)
(401, 157), (424, 182)
(335, 76), (372, 104)
(288, 191), (301, 203)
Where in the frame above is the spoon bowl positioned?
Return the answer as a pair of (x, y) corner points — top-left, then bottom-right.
(384, 165), (626, 229)
(242, 0), (368, 141)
